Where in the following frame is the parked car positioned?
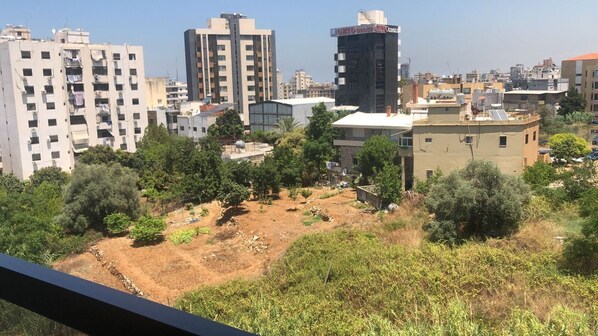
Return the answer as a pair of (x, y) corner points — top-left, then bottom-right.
(592, 136), (598, 146)
(587, 152), (598, 161)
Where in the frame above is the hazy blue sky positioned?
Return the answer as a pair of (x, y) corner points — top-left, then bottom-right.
(2, 1), (598, 83)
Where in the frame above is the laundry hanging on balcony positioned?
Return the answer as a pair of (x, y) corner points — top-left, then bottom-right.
(90, 49), (105, 61)
(73, 92), (84, 107)
(67, 74), (82, 83)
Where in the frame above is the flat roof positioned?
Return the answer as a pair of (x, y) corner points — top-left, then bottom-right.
(270, 97), (335, 105)
(564, 53), (598, 61)
(504, 90), (566, 95)
(332, 112), (412, 129)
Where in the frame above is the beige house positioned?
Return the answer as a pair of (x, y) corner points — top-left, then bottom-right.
(333, 96), (539, 188)
(561, 53), (598, 117)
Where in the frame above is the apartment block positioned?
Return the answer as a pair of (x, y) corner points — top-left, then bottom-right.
(561, 53), (598, 117)
(248, 97), (334, 132)
(332, 10), (400, 113)
(184, 13), (278, 127)
(0, 26), (147, 179)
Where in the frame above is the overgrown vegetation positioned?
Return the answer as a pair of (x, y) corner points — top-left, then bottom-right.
(178, 230), (598, 335)
(129, 216), (166, 244)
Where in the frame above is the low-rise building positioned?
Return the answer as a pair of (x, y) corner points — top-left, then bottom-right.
(503, 90), (565, 111)
(248, 97), (335, 132)
(177, 103), (233, 141)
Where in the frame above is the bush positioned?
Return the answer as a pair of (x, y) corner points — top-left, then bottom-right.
(426, 220), (459, 246)
(579, 187), (598, 217)
(104, 213), (131, 235)
(548, 133), (591, 162)
(130, 216), (166, 244)
(374, 164), (402, 207)
(169, 228), (195, 245)
(522, 161), (556, 191)
(414, 168), (443, 195)
(300, 189), (313, 202)
(563, 210), (598, 274)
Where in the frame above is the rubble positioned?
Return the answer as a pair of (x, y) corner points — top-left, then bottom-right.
(88, 246), (144, 297)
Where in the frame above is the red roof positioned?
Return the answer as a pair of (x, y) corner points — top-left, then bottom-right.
(565, 53), (598, 61)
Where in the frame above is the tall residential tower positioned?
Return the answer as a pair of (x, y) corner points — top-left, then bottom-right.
(0, 26), (147, 179)
(331, 10), (400, 113)
(184, 14), (277, 127)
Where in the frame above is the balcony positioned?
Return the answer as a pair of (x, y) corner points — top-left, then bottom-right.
(94, 74), (109, 83)
(96, 104), (110, 116)
(64, 58), (82, 67)
(97, 121), (113, 130)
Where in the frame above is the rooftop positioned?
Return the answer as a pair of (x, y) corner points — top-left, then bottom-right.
(332, 112), (413, 129)
(271, 97), (335, 105)
(564, 53), (598, 61)
(504, 90), (566, 95)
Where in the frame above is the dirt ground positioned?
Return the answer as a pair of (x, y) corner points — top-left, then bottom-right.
(54, 188), (382, 306)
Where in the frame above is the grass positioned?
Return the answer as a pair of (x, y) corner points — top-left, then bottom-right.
(169, 227), (211, 245)
(319, 190), (342, 199)
(178, 229), (598, 335)
(302, 215), (322, 226)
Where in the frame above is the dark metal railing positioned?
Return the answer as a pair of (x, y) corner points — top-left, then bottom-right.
(0, 253), (255, 336)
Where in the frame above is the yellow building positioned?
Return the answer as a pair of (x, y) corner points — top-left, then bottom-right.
(561, 53), (598, 117)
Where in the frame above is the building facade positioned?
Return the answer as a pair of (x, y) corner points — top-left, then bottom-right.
(561, 53), (598, 116)
(249, 97), (334, 132)
(332, 10), (400, 113)
(503, 90), (565, 111)
(184, 13), (278, 127)
(166, 79), (187, 107)
(0, 26), (147, 179)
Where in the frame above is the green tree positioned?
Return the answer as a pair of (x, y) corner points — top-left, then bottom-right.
(356, 135), (398, 182)
(522, 161), (557, 191)
(548, 133), (591, 162)
(275, 117), (301, 133)
(251, 156), (280, 199)
(425, 160), (531, 241)
(414, 168), (443, 195)
(0, 173), (24, 194)
(217, 179), (250, 208)
(222, 160), (253, 187)
(558, 87), (586, 117)
(374, 164), (402, 207)
(57, 164), (141, 234)
(208, 109), (244, 140)
(78, 145), (118, 165)
(564, 111), (593, 125)
(104, 213), (132, 235)
(272, 145), (304, 187)
(564, 205), (598, 274)
(561, 160), (596, 201)
(130, 216), (166, 244)
(28, 166), (69, 188)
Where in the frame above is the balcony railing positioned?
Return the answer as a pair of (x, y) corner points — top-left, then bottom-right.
(397, 137), (413, 148)
(0, 252), (254, 335)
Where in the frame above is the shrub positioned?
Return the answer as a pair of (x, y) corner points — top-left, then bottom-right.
(104, 213), (131, 235)
(300, 189), (313, 202)
(425, 220), (459, 246)
(169, 228), (195, 245)
(374, 164), (402, 207)
(185, 202), (194, 210)
(522, 161), (556, 191)
(130, 216), (166, 244)
(414, 168), (443, 195)
(200, 207), (209, 217)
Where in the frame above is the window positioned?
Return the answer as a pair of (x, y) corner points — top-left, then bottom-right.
(201, 127), (206, 133)
(27, 103), (36, 111)
(46, 102), (56, 110)
(43, 68), (52, 76)
(220, 86), (227, 92)
(245, 45), (253, 51)
(426, 170), (434, 179)
(115, 68), (122, 76)
(51, 151), (60, 159)
(21, 51), (31, 59)
(133, 112), (140, 120)
(132, 98), (139, 105)
(248, 95), (255, 101)
(134, 127), (141, 134)
(41, 51), (50, 59)
(218, 76), (227, 81)
(48, 119), (57, 126)
(218, 55), (226, 61)
(217, 45), (225, 51)
(118, 114), (125, 121)
(113, 53), (121, 60)
(533, 131), (537, 141)
(30, 137), (39, 144)
(115, 84), (123, 91)
(49, 135), (59, 143)
(193, 127), (197, 132)
(44, 85), (54, 94)
(352, 157), (358, 165)
(117, 98), (124, 106)
(28, 120), (38, 128)
(247, 86), (255, 91)
(180, 126), (184, 131)
(425, 138), (432, 143)
(93, 83), (109, 91)
(23, 68), (33, 76)
(32, 153), (41, 161)
(130, 69), (137, 76)
(247, 76), (255, 81)
(525, 134), (529, 144)
(131, 83), (138, 90)
(465, 135), (473, 144)
(247, 65), (254, 71)
(246, 55), (254, 61)
(128, 53), (136, 61)
(120, 143), (127, 150)
(119, 129), (126, 136)
(499, 135), (507, 147)
(24, 86), (34, 94)
(218, 66), (226, 71)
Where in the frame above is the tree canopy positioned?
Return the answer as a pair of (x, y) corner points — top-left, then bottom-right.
(356, 135), (399, 181)
(558, 87), (586, 117)
(548, 133), (591, 162)
(208, 109), (244, 140)
(426, 160), (530, 242)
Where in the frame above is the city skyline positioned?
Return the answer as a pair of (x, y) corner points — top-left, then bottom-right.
(2, 0), (598, 83)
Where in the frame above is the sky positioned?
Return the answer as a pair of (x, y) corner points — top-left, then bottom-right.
(2, 0), (598, 83)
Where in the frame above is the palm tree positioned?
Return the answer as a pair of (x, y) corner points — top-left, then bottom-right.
(275, 117), (301, 133)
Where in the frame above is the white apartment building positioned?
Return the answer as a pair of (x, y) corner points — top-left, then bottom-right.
(184, 13), (278, 127)
(166, 79), (187, 107)
(0, 26), (147, 179)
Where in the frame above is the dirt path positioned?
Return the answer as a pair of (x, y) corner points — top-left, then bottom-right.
(55, 188), (377, 306)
